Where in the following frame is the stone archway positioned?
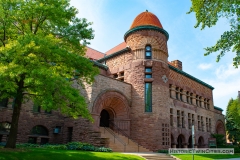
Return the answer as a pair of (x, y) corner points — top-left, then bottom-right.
(216, 120), (225, 135)
(92, 90), (131, 136)
(198, 136), (204, 148)
(100, 109), (110, 127)
(188, 135), (192, 148)
(177, 134), (185, 148)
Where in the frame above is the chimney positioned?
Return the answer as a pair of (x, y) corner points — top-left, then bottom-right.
(171, 60), (182, 70)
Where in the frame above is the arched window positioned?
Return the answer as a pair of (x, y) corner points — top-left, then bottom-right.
(145, 45), (152, 59)
(31, 125), (48, 136)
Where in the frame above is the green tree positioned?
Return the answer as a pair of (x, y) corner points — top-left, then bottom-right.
(188, 0), (240, 67)
(0, 0), (99, 148)
(226, 98), (240, 144)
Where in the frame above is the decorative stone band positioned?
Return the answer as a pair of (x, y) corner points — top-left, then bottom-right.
(124, 25), (169, 41)
(133, 48), (168, 62)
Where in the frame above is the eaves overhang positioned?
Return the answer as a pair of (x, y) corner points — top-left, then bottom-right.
(124, 25), (169, 41)
(169, 64), (214, 90)
(97, 47), (131, 63)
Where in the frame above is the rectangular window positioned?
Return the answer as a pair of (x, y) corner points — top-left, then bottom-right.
(145, 67), (152, 78)
(68, 127), (73, 142)
(177, 110), (180, 127)
(145, 83), (152, 112)
(170, 108), (173, 126)
(33, 104), (41, 112)
(0, 98), (8, 107)
(181, 111), (184, 128)
(145, 74), (152, 78)
(145, 68), (152, 73)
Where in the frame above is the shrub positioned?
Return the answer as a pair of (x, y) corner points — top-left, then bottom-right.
(15, 142), (112, 152)
(211, 134), (226, 146)
(157, 150), (168, 153)
(17, 143), (41, 148)
(66, 142), (85, 150)
(95, 147), (112, 152)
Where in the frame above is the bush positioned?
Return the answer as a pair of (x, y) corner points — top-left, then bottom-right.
(43, 144), (67, 150)
(95, 147), (112, 152)
(211, 134), (226, 146)
(157, 150), (168, 153)
(17, 143), (41, 148)
(66, 142), (85, 150)
(15, 142), (112, 152)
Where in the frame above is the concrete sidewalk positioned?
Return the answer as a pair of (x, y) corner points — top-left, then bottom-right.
(123, 152), (178, 160)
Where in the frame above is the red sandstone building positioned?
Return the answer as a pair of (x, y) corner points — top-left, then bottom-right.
(0, 11), (225, 151)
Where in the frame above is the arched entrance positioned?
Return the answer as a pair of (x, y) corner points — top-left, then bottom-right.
(198, 136), (204, 148)
(100, 109), (110, 127)
(92, 90), (131, 136)
(177, 134), (185, 148)
(216, 120), (225, 135)
(188, 135), (192, 148)
(171, 134), (175, 148)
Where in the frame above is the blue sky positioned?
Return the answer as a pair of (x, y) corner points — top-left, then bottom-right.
(70, 0), (240, 113)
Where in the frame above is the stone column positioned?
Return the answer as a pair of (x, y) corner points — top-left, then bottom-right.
(201, 97), (205, 108)
(182, 90), (187, 102)
(192, 93), (197, 106)
(170, 85), (176, 99)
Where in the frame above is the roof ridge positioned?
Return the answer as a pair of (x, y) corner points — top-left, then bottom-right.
(87, 46), (105, 55)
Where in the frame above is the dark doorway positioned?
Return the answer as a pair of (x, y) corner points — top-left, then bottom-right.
(41, 138), (49, 144)
(198, 136), (204, 148)
(0, 135), (2, 142)
(100, 109), (110, 127)
(177, 134), (184, 148)
(188, 135), (192, 148)
(67, 127), (73, 142)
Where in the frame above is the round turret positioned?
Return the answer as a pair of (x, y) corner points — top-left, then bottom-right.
(124, 11), (169, 63)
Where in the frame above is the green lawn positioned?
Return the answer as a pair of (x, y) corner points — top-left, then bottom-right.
(173, 154), (240, 160)
(0, 148), (144, 160)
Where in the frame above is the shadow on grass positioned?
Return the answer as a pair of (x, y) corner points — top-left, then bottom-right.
(0, 148), (143, 160)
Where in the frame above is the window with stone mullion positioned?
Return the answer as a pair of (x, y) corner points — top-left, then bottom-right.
(145, 45), (152, 59)
(145, 83), (152, 112)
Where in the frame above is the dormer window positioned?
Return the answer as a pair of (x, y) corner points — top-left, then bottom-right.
(145, 45), (152, 59)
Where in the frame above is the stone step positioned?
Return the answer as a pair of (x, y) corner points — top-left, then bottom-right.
(100, 127), (151, 152)
(141, 155), (176, 160)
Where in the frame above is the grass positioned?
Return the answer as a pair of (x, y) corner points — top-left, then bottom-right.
(173, 154), (240, 160)
(0, 148), (144, 160)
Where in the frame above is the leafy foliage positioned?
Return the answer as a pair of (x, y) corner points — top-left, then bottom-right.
(0, 0), (99, 148)
(211, 134), (226, 146)
(226, 98), (240, 144)
(15, 142), (112, 152)
(188, 0), (240, 67)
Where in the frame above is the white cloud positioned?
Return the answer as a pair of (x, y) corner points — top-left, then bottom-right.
(202, 64), (240, 113)
(198, 63), (213, 70)
(215, 64), (240, 80)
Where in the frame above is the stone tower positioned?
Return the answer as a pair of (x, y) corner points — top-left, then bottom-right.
(123, 11), (171, 150)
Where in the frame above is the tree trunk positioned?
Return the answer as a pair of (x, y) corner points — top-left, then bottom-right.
(5, 78), (24, 149)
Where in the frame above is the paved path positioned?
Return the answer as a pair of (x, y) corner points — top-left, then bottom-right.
(123, 152), (178, 160)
